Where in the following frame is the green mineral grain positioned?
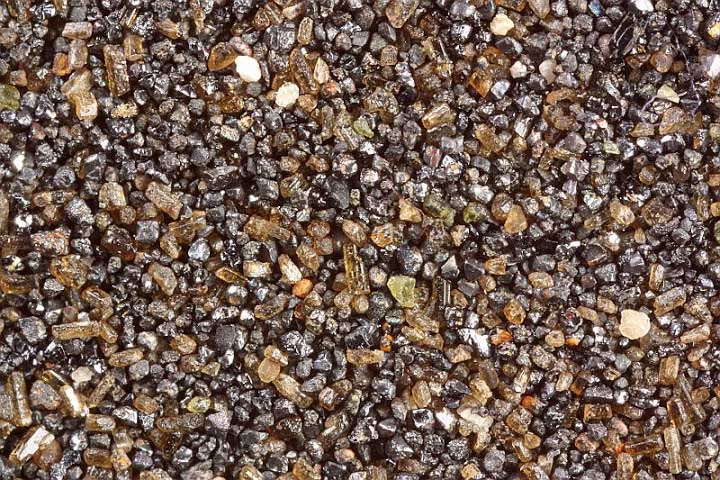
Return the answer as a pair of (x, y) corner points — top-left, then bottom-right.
(0, 84), (20, 111)
(387, 275), (416, 308)
(423, 193), (455, 227)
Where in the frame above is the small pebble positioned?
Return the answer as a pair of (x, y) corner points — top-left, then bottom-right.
(490, 14), (514, 36)
(275, 83), (300, 109)
(619, 309), (651, 340)
(633, 0), (654, 11)
(234, 56), (262, 82)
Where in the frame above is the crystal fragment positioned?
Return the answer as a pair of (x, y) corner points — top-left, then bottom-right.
(238, 465), (264, 480)
(297, 17), (313, 44)
(108, 348), (144, 368)
(0, 271), (32, 295)
(186, 396), (211, 413)
(215, 266), (245, 284)
(528, 0), (550, 17)
(346, 349), (385, 365)
(70, 91), (98, 121)
(278, 254), (302, 284)
(149, 262), (177, 296)
(624, 434), (664, 455)
(446, 345), (472, 363)
(609, 201), (635, 227)
(9, 426), (54, 466)
(33, 439), (61, 470)
(134, 394), (160, 414)
(273, 374), (313, 407)
(385, 0), (420, 28)
(86, 414), (116, 432)
(683, 442), (703, 471)
(289, 48), (318, 94)
(62, 21), (93, 39)
(423, 193), (454, 226)
(145, 181), (182, 219)
(99, 182), (127, 210)
(659, 356), (679, 385)
(103, 45), (130, 96)
(422, 103), (456, 130)
(664, 425), (682, 474)
(497, 0), (527, 10)
(343, 244), (370, 294)
(68, 39), (88, 69)
(243, 261), (272, 278)
(31, 228), (70, 256)
(155, 18), (179, 38)
(504, 298), (526, 324)
(29, 381), (61, 411)
(88, 372), (115, 407)
(244, 215), (292, 242)
(399, 198), (423, 223)
(293, 458), (321, 480)
(50, 255), (88, 290)
(41, 370), (88, 418)
(0, 192), (7, 233)
(675, 374), (706, 424)
(475, 124), (504, 153)
(274, 82), (300, 110)
(412, 380), (432, 408)
(83, 448), (113, 468)
(680, 324), (710, 344)
(342, 219), (367, 246)
(254, 294), (288, 320)
(469, 378), (492, 405)
(123, 34), (144, 61)
(648, 263), (664, 291)
(111, 447), (132, 471)
(8, 372), (32, 427)
(170, 334), (197, 354)
(583, 404), (612, 421)
(468, 70), (493, 98)
(616, 452), (633, 480)
(653, 287), (686, 316)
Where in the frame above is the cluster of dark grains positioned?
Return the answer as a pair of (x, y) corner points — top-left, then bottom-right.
(1, 0), (720, 478)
